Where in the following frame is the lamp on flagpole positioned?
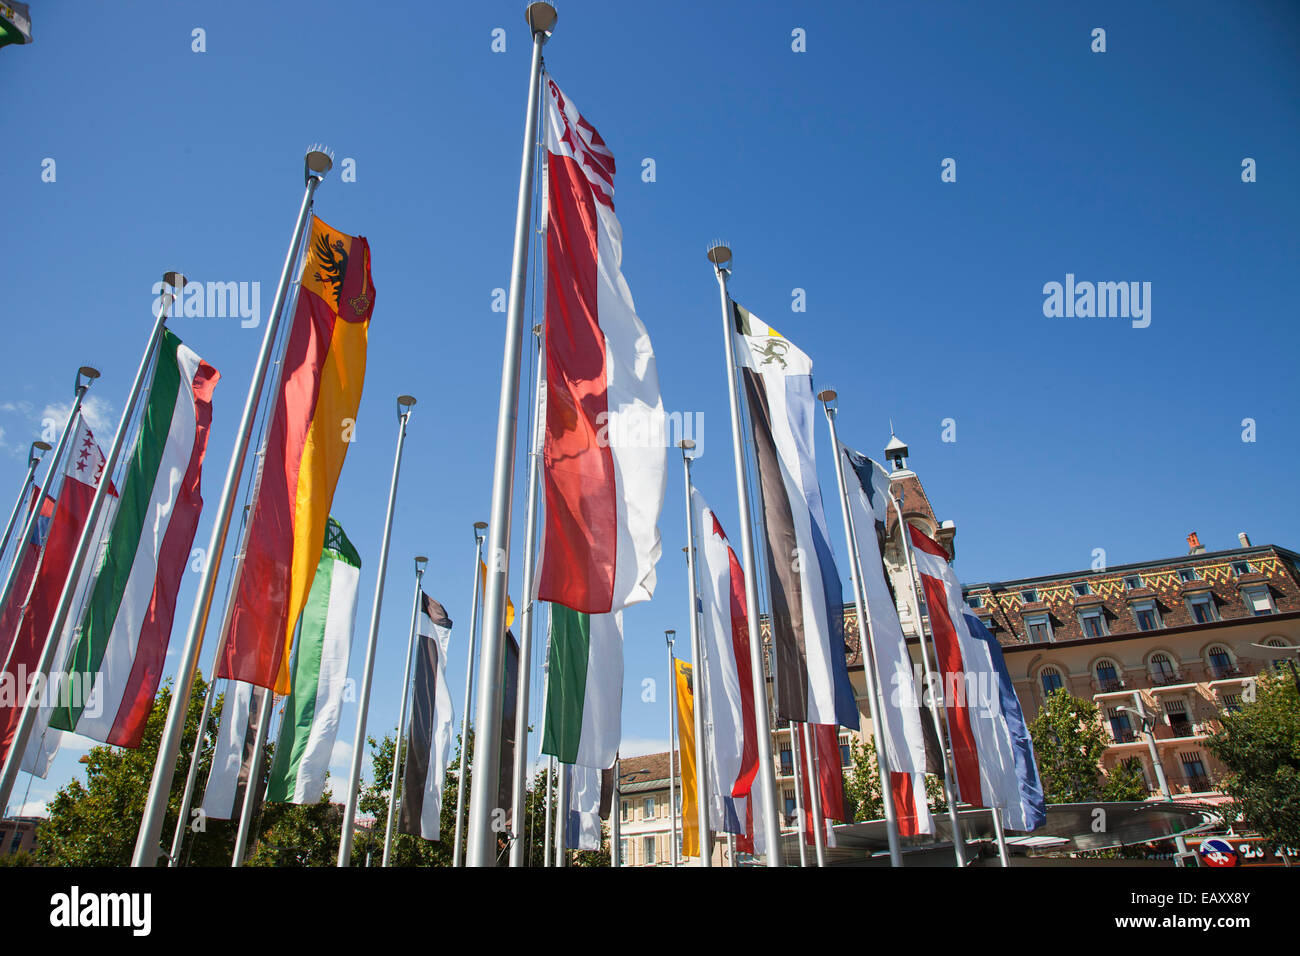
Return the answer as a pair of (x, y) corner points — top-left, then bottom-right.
(678, 439), (712, 866)
(135, 149), (332, 867)
(467, 0), (556, 868)
(382, 555), (428, 866)
(708, 241), (784, 865)
(337, 394), (416, 867)
(452, 520), (487, 867)
(0, 440), (51, 573)
(816, 388), (904, 867)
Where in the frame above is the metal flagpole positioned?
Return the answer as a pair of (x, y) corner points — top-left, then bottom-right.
(382, 556), (427, 866)
(134, 151), (331, 866)
(892, 492), (967, 867)
(554, 761), (568, 867)
(542, 754), (554, 867)
(665, 629), (679, 867)
(0, 274), (182, 811)
(818, 392), (904, 866)
(467, 1), (555, 868)
(787, 721), (808, 867)
(610, 757), (621, 867)
(230, 685), (275, 867)
(801, 723), (828, 867)
(452, 521), (487, 866)
(508, 325), (545, 867)
(992, 807), (1010, 867)
(708, 242), (783, 866)
(0, 368), (98, 660)
(679, 442), (711, 867)
(0, 441), (50, 573)
(336, 395), (416, 866)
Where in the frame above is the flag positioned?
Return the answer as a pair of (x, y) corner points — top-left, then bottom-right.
(733, 301), (856, 729)
(909, 525), (1045, 831)
(535, 74), (666, 615)
(541, 604), (622, 769)
(398, 595), (455, 841)
(565, 763), (614, 851)
(201, 680), (269, 821)
(0, 2), (32, 49)
(0, 420), (114, 765)
(693, 489), (758, 836)
(478, 559), (514, 628)
(52, 331), (219, 747)
(221, 215), (375, 694)
(841, 445), (934, 835)
(0, 485), (54, 664)
(265, 516), (361, 803)
(495, 628), (520, 823)
(674, 658), (704, 858)
(798, 723), (848, 847)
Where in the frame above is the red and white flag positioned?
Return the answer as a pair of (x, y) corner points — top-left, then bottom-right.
(535, 75), (666, 614)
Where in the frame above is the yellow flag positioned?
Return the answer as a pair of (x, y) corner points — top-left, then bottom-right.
(479, 559), (515, 628)
(675, 659), (700, 858)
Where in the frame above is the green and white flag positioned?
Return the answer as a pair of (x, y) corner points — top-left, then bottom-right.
(265, 516), (361, 804)
(540, 604), (622, 769)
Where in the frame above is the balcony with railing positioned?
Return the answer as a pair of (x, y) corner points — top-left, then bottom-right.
(1092, 675), (1129, 695)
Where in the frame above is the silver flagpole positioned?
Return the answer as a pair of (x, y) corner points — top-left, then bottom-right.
(508, 325), (545, 867)
(542, 754), (554, 867)
(610, 757), (621, 867)
(992, 807), (1010, 867)
(892, 492), (967, 867)
(336, 395), (416, 867)
(382, 556), (427, 866)
(788, 721), (808, 867)
(678, 441), (711, 867)
(802, 723), (828, 867)
(466, 1), (555, 868)
(230, 685), (275, 867)
(818, 392), (904, 867)
(0, 441), (50, 572)
(665, 629), (679, 867)
(0, 274), (182, 811)
(452, 521), (487, 867)
(554, 761), (567, 867)
(0, 368), (98, 664)
(708, 242), (783, 866)
(134, 151), (331, 866)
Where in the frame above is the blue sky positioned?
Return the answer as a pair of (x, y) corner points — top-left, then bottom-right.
(2, 1), (1297, 818)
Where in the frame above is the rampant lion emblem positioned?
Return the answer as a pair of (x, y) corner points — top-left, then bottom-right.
(751, 338), (790, 369)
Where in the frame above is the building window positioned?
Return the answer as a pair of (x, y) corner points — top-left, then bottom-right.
(1186, 593), (1217, 624)
(1180, 754), (1210, 792)
(1020, 588), (1039, 604)
(1123, 574), (1144, 591)
(621, 800), (629, 822)
(1231, 561), (1253, 576)
(1024, 613), (1053, 644)
(1132, 600), (1161, 631)
(1078, 608), (1107, 638)
(839, 738), (851, 767)
(1107, 707), (1134, 743)
(1221, 693), (1243, 714)
(1149, 653), (1177, 685)
(783, 789), (796, 821)
(780, 747), (793, 776)
(1164, 699), (1193, 737)
(618, 839), (628, 865)
(643, 836), (656, 865)
(1242, 585), (1274, 616)
(1040, 666), (1064, 696)
(1263, 638), (1292, 672)
(1177, 567), (1198, 583)
(966, 593), (983, 609)
(1095, 660), (1122, 692)
(643, 796), (655, 819)
(1206, 645), (1235, 679)
(676, 832), (683, 861)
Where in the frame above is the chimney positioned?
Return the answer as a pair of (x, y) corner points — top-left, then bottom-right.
(1187, 532), (1205, 555)
(1238, 531), (1252, 548)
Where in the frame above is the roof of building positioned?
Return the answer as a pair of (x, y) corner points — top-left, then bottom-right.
(618, 751), (671, 793)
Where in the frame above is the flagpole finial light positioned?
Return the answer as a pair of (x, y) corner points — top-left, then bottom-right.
(526, 2), (558, 37)
(817, 387), (838, 408)
(415, 555), (428, 572)
(678, 438), (696, 460)
(397, 395), (417, 415)
(28, 440), (51, 466)
(304, 145), (334, 184)
(162, 271), (187, 290)
(76, 366), (100, 395)
(706, 242), (732, 268)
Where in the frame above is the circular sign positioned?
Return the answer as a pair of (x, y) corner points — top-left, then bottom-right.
(1198, 838), (1239, 867)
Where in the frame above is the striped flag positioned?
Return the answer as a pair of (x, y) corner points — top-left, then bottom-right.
(693, 489), (758, 836)
(265, 516), (361, 804)
(221, 215), (375, 694)
(201, 680), (269, 821)
(541, 604), (622, 770)
(0, 486), (54, 664)
(909, 526), (1045, 831)
(733, 301), (857, 730)
(675, 658), (701, 858)
(798, 723), (848, 846)
(841, 445), (934, 835)
(565, 763), (614, 851)
(52, 330), (219, 747)
(398, 594), (454, 841)
(535, 74), (666, 615)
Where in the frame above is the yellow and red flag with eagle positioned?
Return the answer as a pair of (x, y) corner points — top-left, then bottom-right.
(219, 215), (374, 694)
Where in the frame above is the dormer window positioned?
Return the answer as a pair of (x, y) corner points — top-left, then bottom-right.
(966, 594), (983, 609)
(1072, 582), (1091, 597)
(1177, 568), (1198, 583)
(1024, 613), (1053, 643)
(1020, 588), (1039, 604)
(1242, 585), (1275, 616)
(1123, 574), (1144, 591)
(1232, 561), (1254, 576)
(1132, 600), (1162, 631)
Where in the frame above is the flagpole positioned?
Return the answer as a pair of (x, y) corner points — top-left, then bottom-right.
(610, 757), (621, 867)
(818, 393), (904, 867)
(0, 367), (98, 664)
(801, 724), (828, 866)
(230, 685), (274, 867)
(134, 151), (332, 867)
(466, 1), (555, 868)
(677, 441), (711, 867)
(786, 721), (808, 866)
(452, 521), (487, 866)
(508, 325), (545, 867)
(382, 556), (427, 866)
(337, 395), (416, 867)
(664, 628), (679, 867)
(0, 441), (50, 573)
(892, 492), (967, 867)
(0, 274), (183, 811)
(554, 761), (568, 867)
(708, 243), (783, 866)
(992, 807), (1010, 867)
(542, 754), (554, 867)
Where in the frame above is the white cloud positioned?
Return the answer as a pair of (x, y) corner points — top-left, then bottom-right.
(41, 394), (116, 437)
(11, 799), (50, 818)
(619, 735), (670, 757)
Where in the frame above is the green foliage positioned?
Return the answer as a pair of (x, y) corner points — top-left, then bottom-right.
(1207, 672), (1300, 852)
(1028, 688), (1111, 803)
(842, 735), (946, 825)
(246, 796), (343, 867)
(1101, 757), (1150, 803)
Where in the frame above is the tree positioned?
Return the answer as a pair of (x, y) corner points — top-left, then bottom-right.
(1027, 688), (1112, 803)
(843, 735), (946, 824)
(1207, 672), (1300, 852)
(247, 796), (343, 867)
(1101, 757), (1150, 803)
